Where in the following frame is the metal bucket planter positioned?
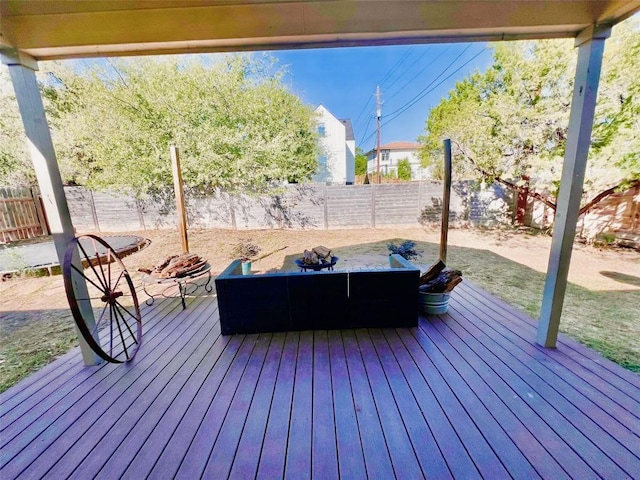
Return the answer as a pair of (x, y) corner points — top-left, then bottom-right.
(419, 292), (450, 314)
(241, 261), (252, 275)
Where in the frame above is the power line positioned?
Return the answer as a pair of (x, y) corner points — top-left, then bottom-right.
(384, 46), (433, 99)
(385, 45), (450, 103)
(357, 46), (487, 149)
(384, 44), (473, 118)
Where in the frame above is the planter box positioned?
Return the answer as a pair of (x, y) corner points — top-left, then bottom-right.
(215, 254), (420, 335)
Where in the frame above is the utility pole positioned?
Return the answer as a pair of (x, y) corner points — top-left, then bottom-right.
(375, 85), (382, 184)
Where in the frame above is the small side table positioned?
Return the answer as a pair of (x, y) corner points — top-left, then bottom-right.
(294, 256), (339, 272)
(140, 263), (213, 309)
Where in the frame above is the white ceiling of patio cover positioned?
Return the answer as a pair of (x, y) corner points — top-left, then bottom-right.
(1, 0), (639, 60)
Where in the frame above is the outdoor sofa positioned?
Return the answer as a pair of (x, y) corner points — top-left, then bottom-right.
(215, 254), (420, 335)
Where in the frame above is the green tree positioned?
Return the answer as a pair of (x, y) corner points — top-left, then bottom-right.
(396, 158), (412, 180)
(355, 147), (368, 175)
(38, 54), (319, 199)
(0, 69), (34, 186)
(419, 18), (640, 214)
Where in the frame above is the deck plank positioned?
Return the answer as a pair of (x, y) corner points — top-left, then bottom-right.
(342, 330), (396, 479)
(439, 301), (635, 478)
(311, 330), (339, 479)
(454, 289), (640, 446)
(284, 330), (313, 480)
(1, 280), (639, 480)
(256, 331), (299, 479)
(327, 330), (367, 479)
(228, 332), (285, 480)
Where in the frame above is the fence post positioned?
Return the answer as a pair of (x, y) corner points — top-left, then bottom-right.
(440, 139), (452, 263)
(371, 184), (376, 228)
(229, 193), (237, 230)
(88, 189), (100, 232)
(170, 145), (189, 253)
(323, 184), (329, 230)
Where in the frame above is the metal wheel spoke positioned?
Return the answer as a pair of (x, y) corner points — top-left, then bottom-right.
(111, 270), (126, 294)
(75, 296), (110, 301)
(114, 299), (139, 323)
(112, 307), (130, 359)
(107, 249), (113, 290)
(109, 305), (114, 357)
(90, 302), (110, 337)
(77, 241), (108, 291)
(92, 237), (110, 292)
(71, 263), (107, 293)
(114, 303), (139, 345)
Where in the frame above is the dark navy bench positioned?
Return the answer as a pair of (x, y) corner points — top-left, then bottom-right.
(215, 254), (419, 335)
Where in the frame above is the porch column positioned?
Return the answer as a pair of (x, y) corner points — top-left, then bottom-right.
(536, 25), (611, 348)
(2, 48), (101, 365)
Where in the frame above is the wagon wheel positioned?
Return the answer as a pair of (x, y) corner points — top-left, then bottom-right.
(62, 234), (142, 363)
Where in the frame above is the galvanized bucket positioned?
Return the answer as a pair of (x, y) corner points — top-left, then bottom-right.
(419, 292), (450, 314)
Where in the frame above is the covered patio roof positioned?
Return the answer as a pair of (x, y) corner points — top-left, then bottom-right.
(1, 1), (639, 363)
(1, 0), (639, 60)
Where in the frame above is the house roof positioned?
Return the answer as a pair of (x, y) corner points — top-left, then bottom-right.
(340, 119), (355, 142)
(380, 141), (421, 150)
(1, 1), (638, 60)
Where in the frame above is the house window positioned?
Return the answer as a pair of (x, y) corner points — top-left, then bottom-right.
(382, 150), (390, 162)
(318, 123), (326, 137)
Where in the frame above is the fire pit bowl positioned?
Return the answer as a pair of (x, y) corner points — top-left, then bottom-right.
(295, 256), (338, 272)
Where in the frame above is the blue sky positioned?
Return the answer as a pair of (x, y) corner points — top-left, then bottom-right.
(274, 42), (494, 153)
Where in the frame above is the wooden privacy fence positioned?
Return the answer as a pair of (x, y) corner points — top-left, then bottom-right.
(0, 186), (48, 243)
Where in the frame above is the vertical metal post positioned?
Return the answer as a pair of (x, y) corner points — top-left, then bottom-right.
(170, 145), (189, 254)
(3, 48), (100, 365)
(376, 85), (382, 184)
(537, 25), (610, 348)
(440, 139), (452, 263)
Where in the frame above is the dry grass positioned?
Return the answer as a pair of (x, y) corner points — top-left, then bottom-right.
(1, 226), (638, 392)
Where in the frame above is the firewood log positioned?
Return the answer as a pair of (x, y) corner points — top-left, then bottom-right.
(419, 260), (446, 285)
(312, 245), (332, 260)
(419, 268), (462, 293)
(443, 277), (463, 292)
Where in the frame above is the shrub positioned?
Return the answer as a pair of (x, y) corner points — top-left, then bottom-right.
(387, 240), (421, 261)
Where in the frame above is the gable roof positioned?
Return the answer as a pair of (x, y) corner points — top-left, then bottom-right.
(340, 119), (355, 142)
(381, 141), (421, 150)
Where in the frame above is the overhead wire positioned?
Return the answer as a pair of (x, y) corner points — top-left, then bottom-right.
(357, 45), (487, 149)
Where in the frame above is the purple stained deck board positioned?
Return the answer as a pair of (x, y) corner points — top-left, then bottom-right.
(456, 285), (640, 420)
(353, 329), (424, 478)
(1, 280), (639, 480)
(172, 333), (261, 479)
(341, 330), (396, 479)
(452, 290), (640, 441)
(256, 331), (299, 480)
(311, 330), (339, 480)
(381, 328), (481, 479)
(395, 327), (511, 479)
(60, 309), (223, 479)
(9, 297), (214, 480)
(367, 329), (453, 479)
(0, 296), (205, 476)
(284, 330), (313, 480)
(432, 304), (631, 479)
(228, 333), (285, 480)
(201, 333), (273, 479)
(327, 330), (367, 480)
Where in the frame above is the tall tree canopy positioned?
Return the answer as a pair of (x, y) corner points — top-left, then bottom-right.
(1, 54), (319, 198)
(419, 18), (640, 214)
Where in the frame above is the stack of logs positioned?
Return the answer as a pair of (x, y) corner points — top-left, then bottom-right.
(419, 260), (463, 293)
(139, 253), (206, 278)
(301, 245), (333, 265)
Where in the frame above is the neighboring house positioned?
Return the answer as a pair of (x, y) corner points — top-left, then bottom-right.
(366, 141), (428, 180)
(313, 105), (355, 185)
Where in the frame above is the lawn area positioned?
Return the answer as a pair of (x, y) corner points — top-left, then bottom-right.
(1, 226), (638, 392)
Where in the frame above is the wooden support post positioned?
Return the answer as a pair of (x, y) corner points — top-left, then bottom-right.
(537, 25), (610, 348)
(170, 145), (189, 254)
(440, 139), (452, 263)
(2, 48), (100, 365)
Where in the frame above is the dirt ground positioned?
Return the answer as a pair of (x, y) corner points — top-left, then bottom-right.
(2, 226), (637, 315)
(1, 226), (639, 389)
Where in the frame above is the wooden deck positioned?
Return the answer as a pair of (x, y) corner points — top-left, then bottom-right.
(1, 281), (639, 479)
